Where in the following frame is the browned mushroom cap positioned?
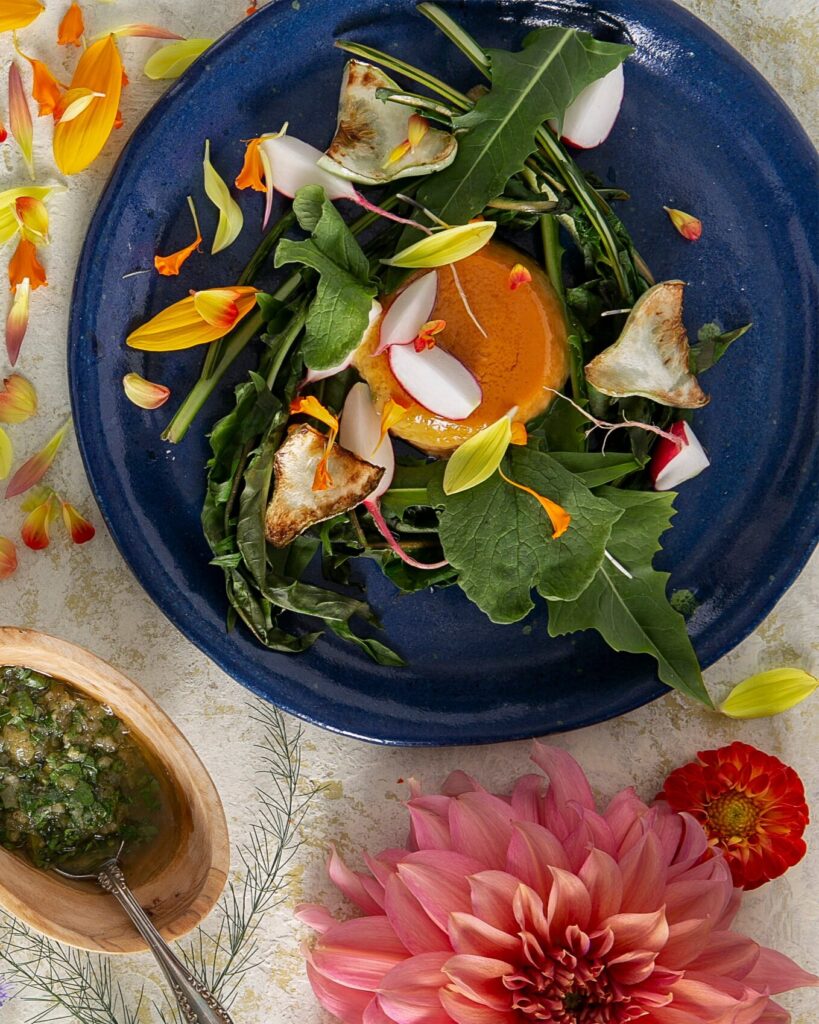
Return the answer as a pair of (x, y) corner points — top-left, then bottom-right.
(264, 425), (384, 547)
(585, 281), (709, 408)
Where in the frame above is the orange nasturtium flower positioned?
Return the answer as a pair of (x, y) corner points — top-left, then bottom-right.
(57, 2), (85, 46)
(126, 286), (258, 351)
(289, 395), (339, 491)
(377, 396), (412, 450)
(0, 0), (44, 33)
(154, 196), (202, 276)
(53, 35), (123, 175)
(9, 239), (47, 290)
(0, 536), (17, 579)
(0, 374), (37, 424)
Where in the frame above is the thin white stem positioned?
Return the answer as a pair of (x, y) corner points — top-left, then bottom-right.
(544, 388), (686, 450)
(605, 549), (633, 579)
(449, 264), (487, 337)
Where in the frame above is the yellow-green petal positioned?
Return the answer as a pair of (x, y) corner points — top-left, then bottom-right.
(443, 413), (512, 495)
(144, 39), (213, 80)
(720, 667), (818, 719)
(383, 221), (496, 268)
(203, 139), (244, 254)
(0, 429), (12, 480)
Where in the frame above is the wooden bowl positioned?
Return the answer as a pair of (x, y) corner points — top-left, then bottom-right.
(0, 627), (230, 953)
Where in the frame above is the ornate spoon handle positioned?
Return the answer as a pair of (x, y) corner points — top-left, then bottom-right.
(97, 860), (234, 1024)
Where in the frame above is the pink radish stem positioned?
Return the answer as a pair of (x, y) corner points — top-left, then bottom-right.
(352, 193), (432, 232)
(364, 499), (448, 570)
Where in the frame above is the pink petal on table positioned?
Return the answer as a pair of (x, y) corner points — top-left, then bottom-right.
(742, 946), (819, 995)
(530, 742), (595, 811)
(306, 957), (373, 1022)
(311, 916), (408, 991)
(329, 846), (384, 915)
(295, 903), (337, 934)
(384, 873), (449, 955)
(449, 792), (514, 869)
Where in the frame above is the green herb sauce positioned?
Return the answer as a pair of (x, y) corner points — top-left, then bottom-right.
(0, 665), (167, 871)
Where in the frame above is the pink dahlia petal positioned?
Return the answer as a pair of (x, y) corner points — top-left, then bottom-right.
(742, 945), (819, 995)
(606, 948), (661, 986)
(565, 805), (617, 862)
(385, 873), (450, 954)
(578, 848), (623, 922)
(604, 907), (669, 959)
(651, 975), (756, 1024)
(378, 952), (452, 1024)
(307, 957), (374, 1023)
(660, 917), (715, 970)
(409, 801), (454, 851)
(439, 988), (514, 1024)
(448, 912), (519, 959)
(467, 871), (520, 933)
(443, 770), (487, 796)
(296, 902), (337, 933)
(512, 882), (550, 940)
(506, 821), (570, 895)
(364, 996), (395, 1024)
(530, 742), (595, 811)
(664, 878), (732, 926)
(544, 865), (592, 939)
(449, 792), (515, 868)
(442, 954), (513, 1010)
(366, 850), (403, 887)
(619, 831), (667, 913)
(311, 917), (409, 990)
(330, 846), (386, 914)
(510, 773), (545, 823)
(682, 930), (759, 978)
(754, 1000), (791, 1023)
(716, 885), (743, 930)
(603, 787), (651, 849)
(397, 851), (481, 930)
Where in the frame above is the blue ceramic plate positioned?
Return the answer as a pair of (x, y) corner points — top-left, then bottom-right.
(69, 0), (818, 745)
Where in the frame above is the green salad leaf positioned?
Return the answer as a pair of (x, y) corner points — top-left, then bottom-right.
(547, 487), (711, 705)
(429, 447), (623, 623)
(416, 28), (633, 224)
(690, 321), (752, 374)
(274, 185), (377, 370)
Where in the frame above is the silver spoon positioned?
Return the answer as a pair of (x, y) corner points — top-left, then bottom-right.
(56, 848), (234, 1024)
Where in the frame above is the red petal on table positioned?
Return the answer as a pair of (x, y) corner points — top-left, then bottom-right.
(62, 501), (96, 544)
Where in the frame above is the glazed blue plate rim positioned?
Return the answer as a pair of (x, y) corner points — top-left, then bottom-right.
(68, 0), (819, 745)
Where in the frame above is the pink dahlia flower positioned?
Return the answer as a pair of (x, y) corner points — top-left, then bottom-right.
(298, 743), (817, 1024)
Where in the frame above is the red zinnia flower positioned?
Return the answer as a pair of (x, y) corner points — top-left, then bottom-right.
(659, 741), (809, 890)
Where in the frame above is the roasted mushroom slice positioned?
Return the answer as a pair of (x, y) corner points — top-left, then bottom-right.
(585, 281), (709, 408)
(318, 60), (457, 186)
(265, 425), (384, 547)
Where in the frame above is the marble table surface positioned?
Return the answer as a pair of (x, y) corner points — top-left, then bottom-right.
(0, 1), (816, 1021)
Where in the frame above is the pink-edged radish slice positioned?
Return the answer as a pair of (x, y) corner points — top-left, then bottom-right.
(555, 64), (625, 150)
(340, 382), (447, 569)
(375, 272), (438, 355)
(303, 300), (382, 385)
(650, 421), (710, 491)
(339, 382), (394, 501)
(388, 343), (481, 421)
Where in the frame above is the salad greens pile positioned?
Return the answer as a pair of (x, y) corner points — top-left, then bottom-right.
(153, 4), (752, 706)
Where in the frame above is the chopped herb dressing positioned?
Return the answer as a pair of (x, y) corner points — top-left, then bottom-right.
(0, 665), (167, 871)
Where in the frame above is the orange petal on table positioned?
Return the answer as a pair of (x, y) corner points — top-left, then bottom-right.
(61, 500), (95, 544)
(102, 23), (184, 40)
(510, 421), (528, 446)
(9, 239), (47, 291)
(54, 87), (105, 124)
(290, 395), (339, 491)
(5, 280), (30, 365)
(53, 35), (123, 175)
(14, 196), (48, 244)
(235, 137), (267, 192)
(377, 396), (411, 451)
(0, 0), (44, 33)
(154, 195), (202, 275)
(57, 2), (85, 46)
(0, 536), (17, 579)
(8, 61), (35, 178)
(0, 428), (12, 479)
(21, 493), (58, 550)
(0, 374), (37, 424)
(407, 113), (429, 148)
(5, 419), (71, 499)
(508, 263), (532, 291)
(123, 372), (171, 409)
(126, 286), (257, 351)
(663, 206), (702, 242)
(498, 465), (571, 539)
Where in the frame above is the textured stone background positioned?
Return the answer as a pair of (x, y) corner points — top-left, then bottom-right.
(0, 1), (816, 1021)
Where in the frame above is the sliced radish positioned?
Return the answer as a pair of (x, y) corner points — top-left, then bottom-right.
(375, 272), (438, 355)
(303, 300), (382, 385)
(554, 64), (624, 150)
(339, 382), (394, 500)
(388, 343), (481, 421)
(650, 421), (710, 491)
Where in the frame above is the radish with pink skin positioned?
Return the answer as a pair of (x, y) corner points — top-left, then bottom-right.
(340, 382), (447, 569)
(375, 272), (438, 355)
(549, 64), (625, 149)
(650, 421), (710, 491)
(388, 343), (482, 421)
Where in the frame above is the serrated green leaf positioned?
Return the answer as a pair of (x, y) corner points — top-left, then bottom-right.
(547, 487), (711, 705)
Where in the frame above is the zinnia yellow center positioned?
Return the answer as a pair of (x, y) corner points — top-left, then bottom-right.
(706, 791), (760, 840)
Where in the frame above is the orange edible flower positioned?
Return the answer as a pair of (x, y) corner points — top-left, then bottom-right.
(9, 239), (47, 290)
(61, 500), (95, 544)
(154, 196), (202, 276)
(5, 280), (30, 365)
(126, 286), (258, 351)
(498, 465), (570, 539)
(122, 372), (171, 409)
(15, 196), (48, 243)
(53, 35), (123, 175)
(21, 490), (58, 549)
(508, 263), (532, 290)
(289, 395), (339, 491)
(413, 318), (446, 352)
(0, 374), (37, 423)
(235, 137), (267, 192)
(0, 0), (44, 33)
(246, 1), (259, 15)
(0, 537), (17, 579)
(57, 2), (85, 46)
(5, 420), (70, 499)
(510, 421), (528, 446)
(15, 49), (64, 116)
(664, 205), (702, 241)
(377, 396), (411, 450)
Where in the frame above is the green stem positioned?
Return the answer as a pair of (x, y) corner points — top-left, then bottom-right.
(418, 3), (490, 72)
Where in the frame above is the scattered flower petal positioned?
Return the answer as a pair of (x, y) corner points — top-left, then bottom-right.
(14, 196), (48, 243)
(53, 35), (123, 175)
(383, 138), (411, 168)
(664, 205), (702, 241)
(125, 286), (258, 351)
(203, 139), (244, 253)
(5, 279), (31, 365)
(376, 396), (411, 451)
(235, 137), (267, 192)
(154, 195), (202, 275)
(0, 120), (6, 143)
(0, 428), (12, 479)
(720, 667), (818, 720)
(290, 395), (339, 491)
(0, 536), (17, 579)
(509, 262), (532, 290)
(444, 413), (513, 495)
(510, 421), (528, 445)
(0, 374), (37, 423)
(5, 419), (71, 498)
(123, 372), (171, 409)
(57, 2), (84, 46)
(21, 491), (58, 549)
(61, 500), (95, 544)
(8, 239), (46, 290)
(499, 464), (570, 538)
(0, 186), (55, 245)
(0, 0), (44, 33)
(54, 87), (105, 124)
(16, 48), (63, 116)
(8, 61), (35, 178)
(413, 318), (445, 352)
(96, 23), (185, 41)
(382, 221), (496, 268)
(143, 38), (213, 80)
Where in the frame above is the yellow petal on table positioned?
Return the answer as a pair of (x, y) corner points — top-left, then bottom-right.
(143, 38), (213, 80)
(5, 279), (31, 366)
(53, 35), (123, 175)
(663, 205), (702, 242)
(123, 372), (171, 409)
(8, 61), (35, 178)
(382, 221), (496, 268)
(444, 413), (512, 495)
(0, 0), (44, 33)
(0, 186), (56, 245)
(97, 23), (185, 41)
(203, 139), (244, 253)
(14, 196), (49, 244)
(61, 500), (95, 544)
(0, 373), (37, 423)
(720, 667), (818, 720)
(54, 87), (105, 125)
(0, 429), (12, 480)
(0, 536), (17, 579)
(5, 419), (71, 499)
